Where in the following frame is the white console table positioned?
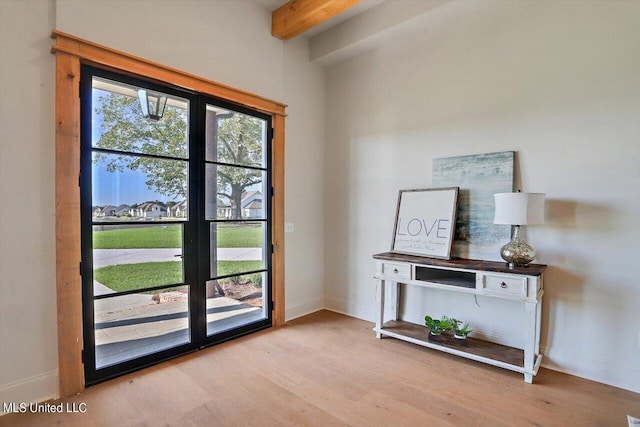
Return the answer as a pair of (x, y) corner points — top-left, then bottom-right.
(373, 251), (547, 383)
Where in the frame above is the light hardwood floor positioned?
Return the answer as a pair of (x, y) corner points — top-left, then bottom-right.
(3, 310), (638, 426)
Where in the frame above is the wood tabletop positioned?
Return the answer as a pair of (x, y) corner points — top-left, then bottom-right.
(373, 251), (547, 276)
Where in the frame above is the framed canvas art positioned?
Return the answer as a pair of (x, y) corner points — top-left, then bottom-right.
(432, 151), (515, 261)
(391, 187), (459, 259)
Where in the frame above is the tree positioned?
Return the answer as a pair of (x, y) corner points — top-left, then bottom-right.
(95, 91), (264, 219)
(214, 113), (264, 219)
(95, 93), (188, 200)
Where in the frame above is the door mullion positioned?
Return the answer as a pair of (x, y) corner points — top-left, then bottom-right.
(190, 95), (208, 345)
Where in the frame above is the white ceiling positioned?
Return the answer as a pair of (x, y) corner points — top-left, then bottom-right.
(252, 0), (386, 38)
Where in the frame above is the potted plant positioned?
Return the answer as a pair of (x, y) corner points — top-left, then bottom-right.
(424, 315), (456, 336)
(453, 320), (473, 340)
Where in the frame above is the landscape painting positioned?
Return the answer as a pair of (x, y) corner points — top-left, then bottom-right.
(432, 151), (515, 261)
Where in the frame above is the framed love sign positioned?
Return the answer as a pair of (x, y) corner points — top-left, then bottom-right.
(391, 187), (459, 259)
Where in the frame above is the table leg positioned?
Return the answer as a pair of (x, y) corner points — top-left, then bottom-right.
(376, 279), (385, 338)
(524, 300), (537, 382)
(390, 281), (400, 321)
(535, 294), (543, 355)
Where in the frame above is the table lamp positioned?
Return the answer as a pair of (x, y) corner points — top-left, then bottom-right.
(493, 192), (545, 268)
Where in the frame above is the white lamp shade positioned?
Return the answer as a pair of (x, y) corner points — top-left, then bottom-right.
(494, 192), (545, 225)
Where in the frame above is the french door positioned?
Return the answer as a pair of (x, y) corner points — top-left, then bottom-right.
(80, 66), (272, 385)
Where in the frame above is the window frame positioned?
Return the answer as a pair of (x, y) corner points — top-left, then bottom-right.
(51, 30), (286, 398)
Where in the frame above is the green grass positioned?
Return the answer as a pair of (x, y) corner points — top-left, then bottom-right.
(94, 260), (263, 293)
(94, 261), (182, 292)
(217, 224), (262, 248)
(93, 224), (262, 249)
(93, 225), (181, 249)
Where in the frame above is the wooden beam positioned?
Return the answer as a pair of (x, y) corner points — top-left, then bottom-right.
(272, 0), (362, 40)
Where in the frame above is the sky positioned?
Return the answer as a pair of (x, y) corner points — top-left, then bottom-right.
(92, 163), (173, 207)
(91, 89), (181, 207)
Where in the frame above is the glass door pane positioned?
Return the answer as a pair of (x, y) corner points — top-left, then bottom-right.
(83, 70), (193, 379)
(92, 224), (188, 369)
(203, 103), (271, 337)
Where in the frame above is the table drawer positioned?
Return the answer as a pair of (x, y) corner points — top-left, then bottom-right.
(382, 263), (411, 281)
(482, 274), (527, 297)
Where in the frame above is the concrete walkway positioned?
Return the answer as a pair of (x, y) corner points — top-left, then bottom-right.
(93, 247), (262, 268)
(95, 294), (262, 368)
(91, 247), (265, 367)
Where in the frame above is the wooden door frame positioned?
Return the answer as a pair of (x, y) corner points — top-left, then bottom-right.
(51, 30), (286, 398)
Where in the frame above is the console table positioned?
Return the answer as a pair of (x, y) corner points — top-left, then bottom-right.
(373, 251), (547, 383)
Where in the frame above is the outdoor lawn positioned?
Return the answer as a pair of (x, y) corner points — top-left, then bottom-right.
(93, 223), (264, 293)
(93, 223), (262, 249)
(94, 260), (263, 292)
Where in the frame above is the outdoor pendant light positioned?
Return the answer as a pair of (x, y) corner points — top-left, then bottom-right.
(137, 89), (167, 121)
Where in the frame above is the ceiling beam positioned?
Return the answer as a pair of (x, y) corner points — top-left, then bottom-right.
(272, 0), (362, 40)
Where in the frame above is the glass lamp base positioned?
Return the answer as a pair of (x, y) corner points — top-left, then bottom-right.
(500, 225), (536, 268)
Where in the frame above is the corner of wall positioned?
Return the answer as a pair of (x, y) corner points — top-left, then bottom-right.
(281, 36), (328, 322)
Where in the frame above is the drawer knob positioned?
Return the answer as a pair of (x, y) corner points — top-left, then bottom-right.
(393, 268), (399, 274)
(501, 282), (507, 288)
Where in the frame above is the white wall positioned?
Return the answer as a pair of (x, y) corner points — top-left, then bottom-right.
(0, 0), (58, 407)
(282, 36), (326, 320)
(324, 0), (640, 392)
(56, 0), (284, 102)
(0, 0), (326, 406)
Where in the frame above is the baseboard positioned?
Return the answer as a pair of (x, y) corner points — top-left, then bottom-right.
(285, 296), (325, 322)
(0, 371), (59, 416)
(324, 296), (375, 322)
(540, 345), (640, 393)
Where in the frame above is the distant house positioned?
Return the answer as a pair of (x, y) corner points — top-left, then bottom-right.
(243, 200), (262, 218)
(113, 204), (130, 217)
(217, 198), (232, 219)
(241, 191), (262, 218)
(94, 205), (116, 218)
(131, 202), (166, 219)
(168, 200), (187, 218)
(216, 191), (263, 219)
(241, 191), (261, 207)
(94, 204), (130, 218)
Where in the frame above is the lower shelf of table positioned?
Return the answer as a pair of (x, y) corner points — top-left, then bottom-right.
(374, 320), (543, 377)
